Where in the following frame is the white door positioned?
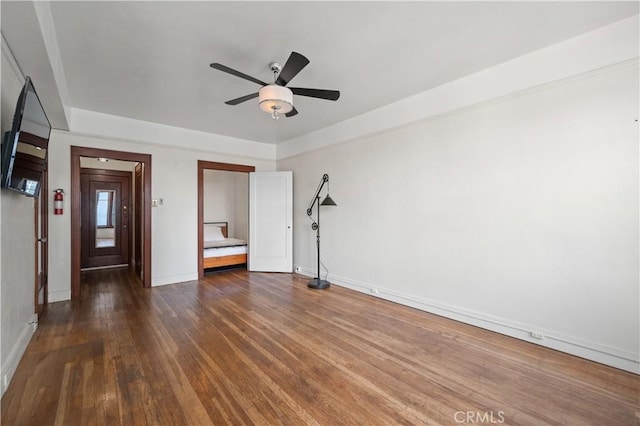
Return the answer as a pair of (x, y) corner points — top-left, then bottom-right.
(249, 171), (293, 272)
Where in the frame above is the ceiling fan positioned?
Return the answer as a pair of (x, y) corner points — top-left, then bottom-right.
(210, 51), (340, 120)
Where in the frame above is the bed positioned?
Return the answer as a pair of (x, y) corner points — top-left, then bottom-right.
(203, 222), (247, 269)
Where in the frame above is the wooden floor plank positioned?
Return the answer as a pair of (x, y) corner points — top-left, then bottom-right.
(2, 268), (638, 425)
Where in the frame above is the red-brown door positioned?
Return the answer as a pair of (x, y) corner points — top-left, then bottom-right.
(81, 169), (131, 269)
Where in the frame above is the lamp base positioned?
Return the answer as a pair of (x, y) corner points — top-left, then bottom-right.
(308, 278), (330, 290)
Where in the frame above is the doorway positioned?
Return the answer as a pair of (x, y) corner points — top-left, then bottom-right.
(80, 168), (131, 269)
(71, 146), (152, 299)
(197, 161), (254, 279)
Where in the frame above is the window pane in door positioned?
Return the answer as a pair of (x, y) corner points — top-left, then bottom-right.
(96, 191), (110, 227)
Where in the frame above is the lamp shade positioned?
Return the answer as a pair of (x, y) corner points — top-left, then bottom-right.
(259, 85), (294, 114)
(321, 194), (337, 206)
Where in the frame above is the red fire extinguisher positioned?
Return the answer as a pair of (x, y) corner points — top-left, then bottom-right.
(54, 189), (64, 215)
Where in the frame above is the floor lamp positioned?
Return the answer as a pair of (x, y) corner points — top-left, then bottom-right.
(307, 174), (337, 289)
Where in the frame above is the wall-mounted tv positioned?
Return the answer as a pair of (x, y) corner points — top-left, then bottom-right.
(1, 76), (51, 197)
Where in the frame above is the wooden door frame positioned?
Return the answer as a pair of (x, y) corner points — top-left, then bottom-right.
(197, 161), (254, 279)
(34, 168), (47, 315)
(134, 163), (143, 277)
(71, 146), (152, 299)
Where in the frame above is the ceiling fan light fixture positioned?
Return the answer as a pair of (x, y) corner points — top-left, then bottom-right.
(212, 52), (340, 119)
(259, 85), (293, 119)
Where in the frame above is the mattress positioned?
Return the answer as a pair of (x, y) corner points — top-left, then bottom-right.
(204, 238), (246, 249)
(203, 244), (248, 258)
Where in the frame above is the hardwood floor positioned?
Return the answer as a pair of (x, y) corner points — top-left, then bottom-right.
(2, 268), (638, 425)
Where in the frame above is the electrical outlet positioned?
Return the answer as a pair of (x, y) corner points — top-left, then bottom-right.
(295, 266), (301, 273)
(152, 199), (158, 207)
(530, 331), (544, 340)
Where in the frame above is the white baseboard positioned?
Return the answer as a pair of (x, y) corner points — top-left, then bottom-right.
(1, 314), (37, 397)
(296, 267), (639, 374)
(152, 272), (198, 287)
(48, 289), (71, 303)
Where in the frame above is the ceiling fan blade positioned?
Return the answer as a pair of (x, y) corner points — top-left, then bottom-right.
(285, 107), (298, 118)
(225, 92), (259, 105)
(210, 63), (267, 86)
(290, 88), (340, 101)
(275, 52), (309, 86)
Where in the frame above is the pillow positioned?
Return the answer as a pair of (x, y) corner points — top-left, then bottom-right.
(204, 225), (225, 241)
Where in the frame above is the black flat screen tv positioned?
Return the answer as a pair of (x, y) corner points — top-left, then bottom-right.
(1, 76), (51, 197)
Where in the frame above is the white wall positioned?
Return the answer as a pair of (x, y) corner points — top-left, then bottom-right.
(233, 173), (249, 241)
(0, 191), (37, 394)
(0, 38), (37, 396)
(203, 170), (248, 240)
(278, 14), (639, 161)
(47, 129), (274, 296)
(279, 61), (639, 373)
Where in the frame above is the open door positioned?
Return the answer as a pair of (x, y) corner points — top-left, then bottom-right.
(34, 170), (48, 316)
(248, 171), (293, 272)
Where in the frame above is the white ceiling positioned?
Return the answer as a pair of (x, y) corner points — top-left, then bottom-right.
(3, 1), (639, 144)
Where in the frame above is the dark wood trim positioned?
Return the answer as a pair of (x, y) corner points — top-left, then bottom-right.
(198, 161), (255, 173)
(106, 192), (114, 228)
(34, 159), (49, 314)
(71, 150), (81, 298)
(79, 168), (134, 178)
(42, 167), (48, 308)
(134, 163), (143, 277)
(197, 160), (255, 279)
(34, 196), (39, 313)
(143, 160), (151, 287)
(71, 146), (152, 299)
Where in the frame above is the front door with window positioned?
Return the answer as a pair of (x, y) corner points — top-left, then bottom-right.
(80, 169), (130, 269)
